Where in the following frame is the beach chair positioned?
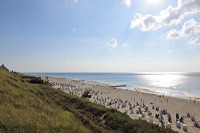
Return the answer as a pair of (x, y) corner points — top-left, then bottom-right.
(106, 102), (110, 106)
(176, 113), (179, 119)
(142, 112), (145, 118)
(183, 124), (188, 131)
(145, 106), (148, 112)
(168, 116), (172, 123)
(138, 115), (142, 120)
(161, 120), (165, 127)
(163, 109), (167, 115)
(124, 109), (128, 114)
(117, 103), (120, 107)
(130, 110), (134, 114)
(180, 117), (184, 123)
(191, 116), (195, 121)
(159, 115), (164, 122)
(122, 103), (126, 108)
(113, 104), (117, 109)
(156, 107), (159, 111)
(166, 122), (171, 129)
(187, 112), (190, 117)
(149, 117), (153, 123)
(135, 109), (139, 114)
(155, 114), (159, 119)
(167, 112), (171, 117)
(176, 121), (181, 128)
(193, 121), (199, 127)
(148, 111), (152, 116)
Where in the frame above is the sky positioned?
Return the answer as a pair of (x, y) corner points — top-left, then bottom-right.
(0, 0), (200, 72)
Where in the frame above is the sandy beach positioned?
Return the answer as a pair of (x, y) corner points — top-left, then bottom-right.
(42, 76), (200, 133)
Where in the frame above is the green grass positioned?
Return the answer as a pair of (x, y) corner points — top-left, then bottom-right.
(0, 68), (91, 133)
(0, 68), (177, 133)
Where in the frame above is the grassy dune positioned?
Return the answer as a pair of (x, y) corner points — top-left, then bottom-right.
(0, 68), (91, 133)
(0, 68), (177, 133)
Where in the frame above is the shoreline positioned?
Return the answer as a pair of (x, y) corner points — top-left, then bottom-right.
(30, 73), (200, 101)
(83, 79), (200, 101)
(30, 74), (200, 133)
(132, 87), (200, 101)
(26, 72), (200, 101)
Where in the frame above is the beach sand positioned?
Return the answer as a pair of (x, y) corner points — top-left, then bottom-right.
(42, 76), (200, 133)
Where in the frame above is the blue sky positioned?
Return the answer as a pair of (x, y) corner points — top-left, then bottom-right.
(1, 0), (200, 72)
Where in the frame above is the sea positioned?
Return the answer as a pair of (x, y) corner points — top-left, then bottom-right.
(28, 72), (200, 99)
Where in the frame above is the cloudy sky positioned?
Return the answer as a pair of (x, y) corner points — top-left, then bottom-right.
(0, 0), (200, 72)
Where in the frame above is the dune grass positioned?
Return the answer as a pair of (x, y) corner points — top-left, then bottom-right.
(0, 68), (177, 133)
(0, 68), (91, 133)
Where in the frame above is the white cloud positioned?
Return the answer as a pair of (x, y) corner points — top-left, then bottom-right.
(72, 28), (76, 32)
(130, 14), (162, 31)
(167, 19), (200, 39)
(130, 14), (142, 29)
(182, 19), (200, 36)
(130, 0), (200, 31)
(122, 0), (131, 7)
(122, 43), (128, 47)
(74, 0), (78, 4)
(189, 36), (200, 45)
(106, 39), (118, 48)
(167, 29), (181, 39)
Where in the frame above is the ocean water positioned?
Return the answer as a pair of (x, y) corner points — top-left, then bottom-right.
(29, 72), (200, 99)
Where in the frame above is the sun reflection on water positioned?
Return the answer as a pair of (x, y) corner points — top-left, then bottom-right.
(143, 74), (185, 88)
